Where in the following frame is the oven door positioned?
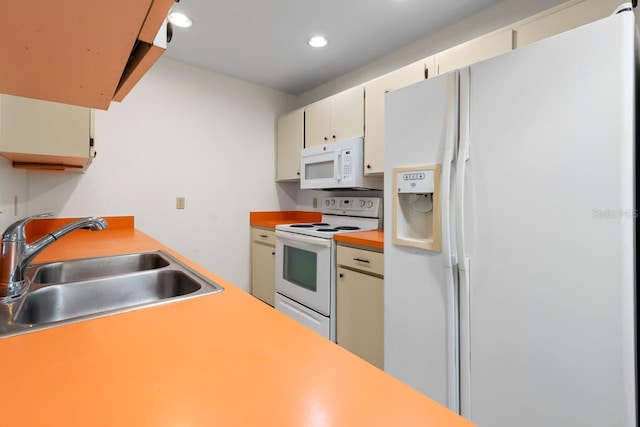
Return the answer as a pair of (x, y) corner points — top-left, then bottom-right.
(275, 230), (332, 315)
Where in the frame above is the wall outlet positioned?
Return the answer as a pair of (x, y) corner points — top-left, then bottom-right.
(176, 197), (185, 210)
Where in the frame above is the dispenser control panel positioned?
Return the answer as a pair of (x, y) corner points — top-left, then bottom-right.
(396, 170), (434, 194)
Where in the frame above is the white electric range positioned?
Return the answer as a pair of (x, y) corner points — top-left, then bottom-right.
(274, 196), (382, 341)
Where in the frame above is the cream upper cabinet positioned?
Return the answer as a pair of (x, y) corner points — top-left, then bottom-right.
(276, 108), (304, 181)
(336, 244), (384, 369)
(515, 0), (622, 48)
(435, 29), (514, 75)
(0, 94), (95, 171)
(251, 227), (276, 307)
(363, 57), (434, 175)
(304, 97), (332, 147)
(305, 86), (364, 148)
(330, 86), (365, 142)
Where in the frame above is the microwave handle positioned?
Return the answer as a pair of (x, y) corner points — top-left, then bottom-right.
(335, 150), (342, 182)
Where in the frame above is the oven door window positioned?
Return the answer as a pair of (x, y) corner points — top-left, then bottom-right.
(283, 245), (317, 292)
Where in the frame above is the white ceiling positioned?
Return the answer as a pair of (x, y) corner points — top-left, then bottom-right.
(163, 0), (502, 95)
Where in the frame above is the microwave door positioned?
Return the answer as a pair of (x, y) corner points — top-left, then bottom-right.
(301, 149), (338, 189)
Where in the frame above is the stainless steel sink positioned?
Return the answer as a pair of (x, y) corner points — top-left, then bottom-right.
(0, 251), (223, 338)
(30, 252), (170, 284)
(15, 270), (201, 324)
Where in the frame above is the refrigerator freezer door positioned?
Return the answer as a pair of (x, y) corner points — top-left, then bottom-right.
(459, 11), (636, 427)
(384, 71), (459, 410)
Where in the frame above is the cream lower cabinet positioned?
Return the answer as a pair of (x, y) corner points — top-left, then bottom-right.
(363, 57), (435, 175)
(336, 244), (384, 369)
(276, 108), (304, 181)
(0, 94), (95, 171)
(304, 86), (364, 148)
(515, 0), (622, 47)
(250, 227), (276, 306)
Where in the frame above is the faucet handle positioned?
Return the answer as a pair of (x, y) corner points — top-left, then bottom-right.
(2, 213), (55, 242)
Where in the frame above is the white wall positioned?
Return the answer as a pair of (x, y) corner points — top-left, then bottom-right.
(25, 58), (298, 291)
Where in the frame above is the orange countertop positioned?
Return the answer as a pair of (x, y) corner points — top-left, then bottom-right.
(250, 210), (322, 229)
(0, 217), (474, 427)
(334, 230), (384, 250)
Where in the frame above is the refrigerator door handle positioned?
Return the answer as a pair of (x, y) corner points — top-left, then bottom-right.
(456, 67), (472, 418)
(442, 72), (459, 270)
(456, 68), (471, 270)
(441, 71), (460, 414)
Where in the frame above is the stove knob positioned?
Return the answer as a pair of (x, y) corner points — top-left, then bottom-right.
(366, 200), (373, 208)
(359, 199), (366, 207)
(324, 199), (331, 207)
(330, 199), (336, 206)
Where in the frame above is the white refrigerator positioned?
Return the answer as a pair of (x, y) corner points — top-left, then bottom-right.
(384, 6), (636, 427)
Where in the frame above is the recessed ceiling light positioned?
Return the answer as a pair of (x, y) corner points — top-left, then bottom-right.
(308, 36), (328, 48)
(168, 12), (193, 28)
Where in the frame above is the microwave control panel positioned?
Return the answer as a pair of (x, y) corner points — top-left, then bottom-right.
(341, 149), (353, 179)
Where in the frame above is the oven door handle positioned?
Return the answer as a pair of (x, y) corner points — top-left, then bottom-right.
(276, 230), (333, 248)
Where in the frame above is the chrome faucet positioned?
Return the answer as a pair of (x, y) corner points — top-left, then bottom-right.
(1, 213), (108, 301)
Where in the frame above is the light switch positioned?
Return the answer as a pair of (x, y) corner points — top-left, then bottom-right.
(176, 197), (185, 210)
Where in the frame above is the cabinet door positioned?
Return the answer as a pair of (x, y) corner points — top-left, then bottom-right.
(276, 108), (304, 181)
(435, 29), (514, 75)
(336, 266), (384, 369)
(251, 242), (276, 306)
(364, 60), (426, 175)
(330, 86), (364, 142)
(0, 94), (91, 158)
(515, 0), (622, 47)
(304, 97), (332, 147)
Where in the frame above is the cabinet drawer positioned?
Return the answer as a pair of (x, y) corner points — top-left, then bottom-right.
(337, 245), (383, 276)
(252, 228), (276, 246)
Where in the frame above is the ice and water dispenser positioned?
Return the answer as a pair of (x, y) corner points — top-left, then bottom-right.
(392, 165), (441, 251)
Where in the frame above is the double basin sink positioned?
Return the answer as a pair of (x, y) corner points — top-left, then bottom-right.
(0, 251), (224, 338)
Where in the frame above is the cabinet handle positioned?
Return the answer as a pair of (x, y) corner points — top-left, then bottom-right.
(324, 136), (328, 141)
(339, 273), (344, 278)
(297, 172), (300, 176)
(272, 252), (276, 256)
(353, 258), (370, 263)
(332, 135), (336, 139)
(167, 21), (173, 43)
(366, 164), (371, 169)
(259, 234), (268, 238)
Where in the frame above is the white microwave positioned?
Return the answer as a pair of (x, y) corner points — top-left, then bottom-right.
(300, 137), (383, 190)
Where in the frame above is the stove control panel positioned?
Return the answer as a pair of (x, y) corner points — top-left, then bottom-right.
(321, 197), (382, 218)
